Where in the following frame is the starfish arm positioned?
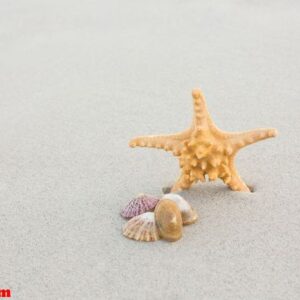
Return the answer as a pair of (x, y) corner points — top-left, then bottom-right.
(171, 173), (194, 192)
(129, 129), (192, 155)
(229, 128), (278, 150)
(192, 89), (214, 130)
(227, 159), (250, 192)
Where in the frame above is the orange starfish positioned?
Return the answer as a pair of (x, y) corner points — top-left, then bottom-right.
(129, 89), (278, 192)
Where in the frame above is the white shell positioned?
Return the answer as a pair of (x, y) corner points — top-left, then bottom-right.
(122, 212), (160, 242)
(162, 193), (198, 225)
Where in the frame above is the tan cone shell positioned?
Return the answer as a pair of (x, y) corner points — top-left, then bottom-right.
(154, 199), (183, 242)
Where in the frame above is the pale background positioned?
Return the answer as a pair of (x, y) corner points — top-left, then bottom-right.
(0, 0), (299, 299)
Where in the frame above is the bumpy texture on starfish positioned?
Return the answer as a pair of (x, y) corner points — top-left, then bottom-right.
(129, 89), (278, 192)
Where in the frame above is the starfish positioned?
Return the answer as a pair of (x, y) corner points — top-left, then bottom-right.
(129, 89), (278, 192)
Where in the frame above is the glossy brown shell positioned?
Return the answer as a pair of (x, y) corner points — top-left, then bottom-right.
(154, 199), (183, 242)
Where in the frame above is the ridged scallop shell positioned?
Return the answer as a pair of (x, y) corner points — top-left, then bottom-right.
(154, 199), (183, 242)
(122, 212), (160, 242)
(121, 194), (160, 218)
(162, 193), (198, 225)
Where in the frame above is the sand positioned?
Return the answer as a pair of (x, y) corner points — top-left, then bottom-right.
(0, 0), (299, 299)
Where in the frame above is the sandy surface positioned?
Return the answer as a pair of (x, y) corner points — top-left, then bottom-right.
(0, 1), (299, 299)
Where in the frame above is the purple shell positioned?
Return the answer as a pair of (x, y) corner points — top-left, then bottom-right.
(121, 194), (160, 218)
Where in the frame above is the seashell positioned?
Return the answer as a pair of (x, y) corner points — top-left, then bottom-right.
(122, 212), (160, 242)
(162, 193), (198, 225)
(154, 199), (183, 242)
(121, 194), (160, 218)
